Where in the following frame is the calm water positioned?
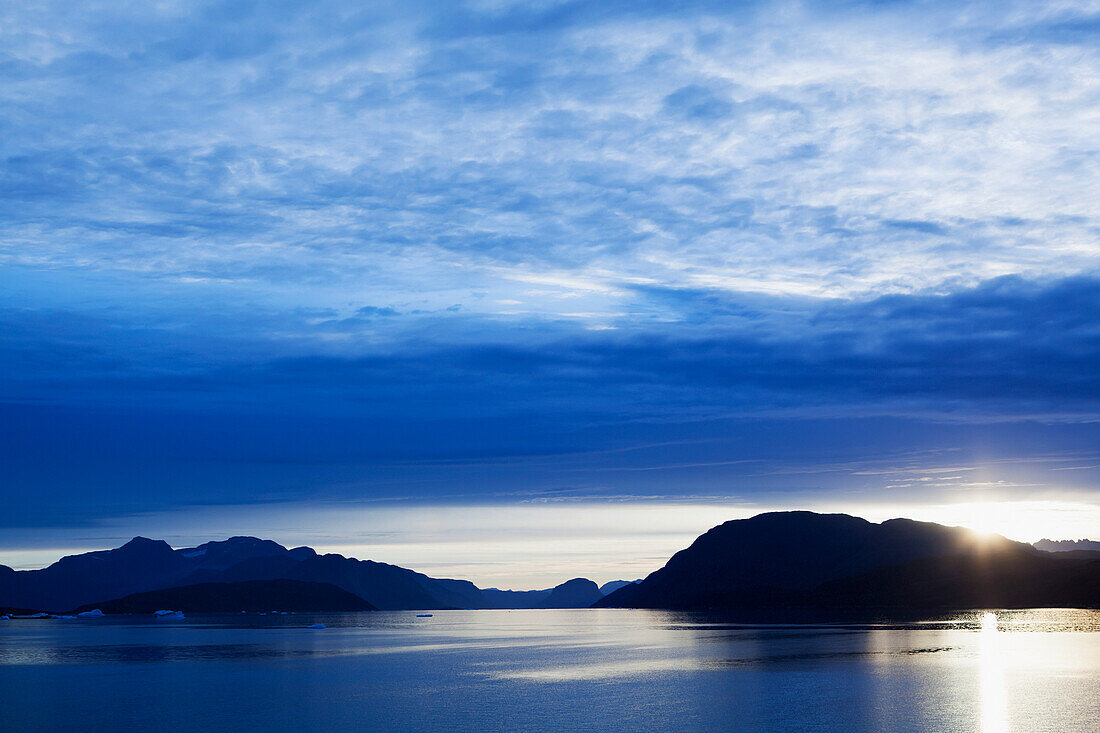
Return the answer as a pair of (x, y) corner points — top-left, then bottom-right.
(1, 609), (1098, 732)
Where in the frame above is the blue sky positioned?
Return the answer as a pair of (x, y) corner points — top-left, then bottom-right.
(2, 0), (1099, 586)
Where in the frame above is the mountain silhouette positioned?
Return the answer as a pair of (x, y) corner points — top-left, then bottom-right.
(541, 578), (603, 608)
(811, 550), (1100, 609)
(282, 555), (467, 610)
(0, 536), (610, 612)
(596, 511), (1100, 612)
(0, 537), (192, 612)
(10, 512), (1084, 616)
(599, 580), (640, 595)
(75, 579), (378, 614)
(177, 537), (317, 571)
(478, 578), (619, 609)
(1034, 538), (1100, 553)
(476, 587), (552, 609)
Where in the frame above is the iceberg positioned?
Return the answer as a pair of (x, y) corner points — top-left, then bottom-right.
(0, 615), (9, 621)
(307, 623), (326, 629)
(77, 609), (104, 618)
(153, 610), (185, 619)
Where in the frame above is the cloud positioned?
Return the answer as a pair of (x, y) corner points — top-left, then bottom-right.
(2, 274), (1098, 422)
(1, 1), (1098, 539)
(662, 84), (735, 120)
(1, 0), (1097, 305)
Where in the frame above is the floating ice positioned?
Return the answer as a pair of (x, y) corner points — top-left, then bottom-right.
(77, 609), (104, 618)
(307, 623), (326, 629)
(153, 610), (185, 619)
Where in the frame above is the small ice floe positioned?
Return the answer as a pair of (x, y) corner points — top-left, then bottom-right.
(153, 610), (185, 619)
(14, 613), (49, 619)
(50, 614), (77, 619)
(0, 615), (9, 621)
(415, 614), (433, 618)
(77, 609), (104, 618)
(307, 623), (326, 629)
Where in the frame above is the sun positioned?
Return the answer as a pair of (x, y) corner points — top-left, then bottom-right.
(855, 499), (1100, 545)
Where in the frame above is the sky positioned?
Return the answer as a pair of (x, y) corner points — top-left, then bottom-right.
(2, 0), (1099, 588)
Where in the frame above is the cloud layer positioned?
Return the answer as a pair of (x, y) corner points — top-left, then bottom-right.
(3, 0), (1098, 305)
(2, 1), (1099, 558)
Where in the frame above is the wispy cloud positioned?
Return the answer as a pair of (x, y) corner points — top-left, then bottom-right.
(2, 1), (1097, 309)
(2, 1), (1098, 552)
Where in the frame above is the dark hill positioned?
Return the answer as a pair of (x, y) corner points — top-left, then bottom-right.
(0, 534), (611, 612)
(599, 580), (639, 595)
(595, 511), (1057, 611)
(811, 550), (1100, 610)
(281, 555), (458, 610)
(0, 537), (192, 612)
(477, 578), (619, 609)
(176, 537), (310, 572)
(542, 578), (603, 608)
(179, 555), (303, 585)
(75, 580), (377, 614)
(177, 552), (465, 610)
(478, 588), (552, 608)
(197, 554), (605, 610)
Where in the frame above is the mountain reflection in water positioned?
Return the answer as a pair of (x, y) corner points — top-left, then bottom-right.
(0, 608), (1097, 732)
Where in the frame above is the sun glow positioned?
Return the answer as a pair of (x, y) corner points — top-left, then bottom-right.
(853, 500), (1100, 544)
(3, 498), (1098, 589)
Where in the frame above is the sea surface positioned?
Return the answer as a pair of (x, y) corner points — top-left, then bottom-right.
(1, 608), (1098, 732)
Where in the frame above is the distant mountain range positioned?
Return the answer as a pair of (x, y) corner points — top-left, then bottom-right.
(5, 512), (1098, 616)
(0, 536), (633, 614)
(1034, 538), (1100, 553)
(598, 511), (1100, 613)
(598, 579), (641, 595)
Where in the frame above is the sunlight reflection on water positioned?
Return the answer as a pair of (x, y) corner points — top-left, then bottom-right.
(980, 612), (1007, 733)
(0, 609), (1098, 732)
